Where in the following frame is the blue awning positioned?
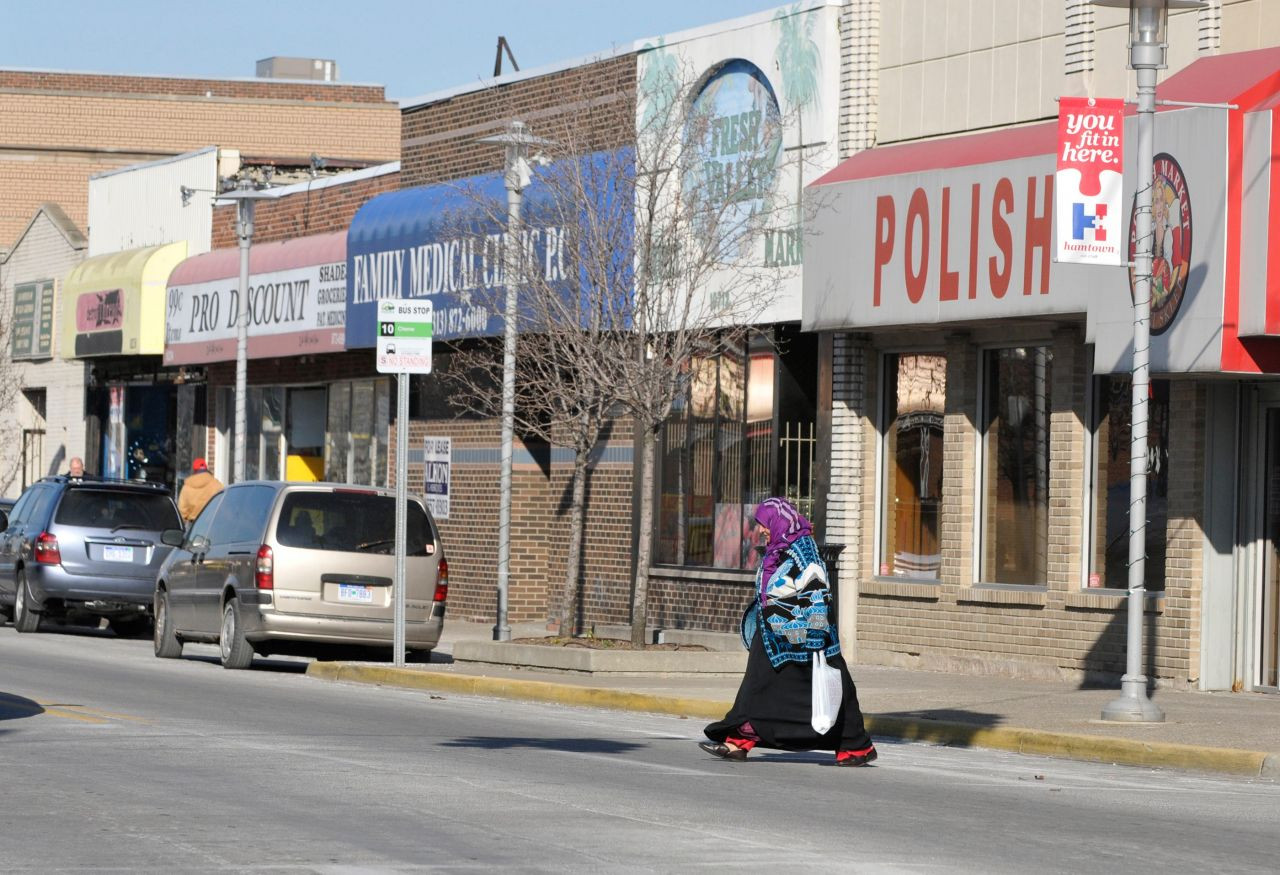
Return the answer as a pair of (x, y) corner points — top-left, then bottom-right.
(346, 150), (632, 348)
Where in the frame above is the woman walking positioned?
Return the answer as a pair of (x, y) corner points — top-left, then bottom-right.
(699, 497), (877, 766)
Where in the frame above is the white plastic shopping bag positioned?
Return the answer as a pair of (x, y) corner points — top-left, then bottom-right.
(811, 650), (843, 734)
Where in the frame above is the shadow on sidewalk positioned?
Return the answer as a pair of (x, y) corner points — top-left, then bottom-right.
(440, 736), (645, 755)
(868, 708), (1003, 745)
(1075, 607), (1160, 692)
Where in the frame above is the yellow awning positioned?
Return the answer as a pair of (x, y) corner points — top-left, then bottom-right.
(60, 241), (187, 358)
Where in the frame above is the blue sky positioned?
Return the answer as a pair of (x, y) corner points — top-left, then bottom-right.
(1, 0), (790, 101)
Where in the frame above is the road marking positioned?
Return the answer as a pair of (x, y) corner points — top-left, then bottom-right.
(0, 694), (148, 725)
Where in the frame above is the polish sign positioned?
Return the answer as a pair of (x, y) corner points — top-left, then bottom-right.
(1055, 97), (1125, 266)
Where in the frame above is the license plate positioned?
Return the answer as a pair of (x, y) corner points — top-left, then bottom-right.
(338, 584), (373, 604)
(103, 545), (134, 563)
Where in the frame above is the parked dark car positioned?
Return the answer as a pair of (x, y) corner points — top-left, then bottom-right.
(154, 481), (447, 668)
(0, 476), (182, 635)
(0, 498), (15, 532)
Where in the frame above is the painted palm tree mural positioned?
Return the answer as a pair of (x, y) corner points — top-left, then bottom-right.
(773, 4), (823, 242)
(774, 4), (822, 117)
(638, 38), (681, 133)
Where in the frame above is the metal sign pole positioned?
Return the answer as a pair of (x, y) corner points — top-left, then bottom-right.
(377, 298), (431, 668)
(393, 370), (409, 667)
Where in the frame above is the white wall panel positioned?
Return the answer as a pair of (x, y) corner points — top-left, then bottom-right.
(88, 147), (218, 258)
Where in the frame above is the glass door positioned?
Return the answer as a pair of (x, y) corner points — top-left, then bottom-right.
(286, 387), (327, 481)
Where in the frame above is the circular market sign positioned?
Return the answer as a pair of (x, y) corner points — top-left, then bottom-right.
(1128, 152), (1192, 336)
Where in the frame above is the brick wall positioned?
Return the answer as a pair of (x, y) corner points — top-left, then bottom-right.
(210, 169), (400, 248)
(374, 54), (639, 630)
(841, 326), (1204, 686)
(0, 70), (400, 248)
(0, 70), (388, 103)
(399, 55), (635, 188)
(394, 413), (635, 629)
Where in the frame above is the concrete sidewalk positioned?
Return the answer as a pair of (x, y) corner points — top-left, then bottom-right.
(306, 620), (1280, 778)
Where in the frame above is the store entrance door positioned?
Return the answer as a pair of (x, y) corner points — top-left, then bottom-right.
(286, 387), (326, 481)
(1260, 409), (1280, 689)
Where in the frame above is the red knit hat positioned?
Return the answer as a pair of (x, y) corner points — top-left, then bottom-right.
(192, 458), (208, 472)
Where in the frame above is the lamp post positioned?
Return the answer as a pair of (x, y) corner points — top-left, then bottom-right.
(478, 120), (553, 641)
(1094, 0), (1203, 723)
(216, 180), (276, 483)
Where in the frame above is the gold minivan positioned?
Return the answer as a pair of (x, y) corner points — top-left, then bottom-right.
(153, 481), (446, 668)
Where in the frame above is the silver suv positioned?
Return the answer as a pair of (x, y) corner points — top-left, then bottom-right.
(153, 481), (447, 668)
(0, 477), (182, 636)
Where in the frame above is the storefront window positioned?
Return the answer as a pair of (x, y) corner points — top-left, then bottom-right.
(245, 386), (284, 481)
(326, 378), (391, 487)
(1091, 376), (1168, 590)
(218, 379), (388, 487)
(982, 347), (1052, 585)
(656, 331), (812, 570)
(881, 353), (946, 580)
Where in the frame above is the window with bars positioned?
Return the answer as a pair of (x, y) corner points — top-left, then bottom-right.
(655, 329), (816, 570)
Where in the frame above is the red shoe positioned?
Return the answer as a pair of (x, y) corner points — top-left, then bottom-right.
(835, 746), (878, 767)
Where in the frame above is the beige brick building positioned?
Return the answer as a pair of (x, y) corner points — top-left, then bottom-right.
(0, 204), (87, 494)
(0, 69), (400, 251)
(803, 1), (1280, 692)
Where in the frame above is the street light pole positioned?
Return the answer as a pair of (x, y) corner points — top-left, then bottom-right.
(478, 120), (553, 642)
(1095, 0), (1203, 723)
(233, 179), (255, 484)
(212, 180), (280, 484)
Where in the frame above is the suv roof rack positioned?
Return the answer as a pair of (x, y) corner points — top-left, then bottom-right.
(39, 475), (170, 491)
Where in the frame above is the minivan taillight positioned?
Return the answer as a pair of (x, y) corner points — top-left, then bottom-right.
(255, 544), (274, 590)
(34, 532), (61, 565)
(433, 557), (449, 603)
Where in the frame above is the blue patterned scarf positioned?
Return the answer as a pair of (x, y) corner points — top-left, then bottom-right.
(757, 534), (841, 668)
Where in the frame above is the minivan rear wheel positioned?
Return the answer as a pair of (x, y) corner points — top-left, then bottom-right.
(13, 570), (40, 634)
(219, 598), (254, 670)
(153, 590), (183, 659)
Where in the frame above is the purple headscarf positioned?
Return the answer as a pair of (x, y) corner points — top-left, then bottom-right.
(754, 497), (813, 587)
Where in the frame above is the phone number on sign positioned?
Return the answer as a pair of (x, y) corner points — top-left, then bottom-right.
(437, 305), (489, 337)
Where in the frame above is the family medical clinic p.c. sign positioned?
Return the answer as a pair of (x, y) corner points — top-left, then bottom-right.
(1055, 96), (1125, 266)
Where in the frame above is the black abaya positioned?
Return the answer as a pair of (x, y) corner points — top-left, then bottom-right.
(704, 630), (873, 753)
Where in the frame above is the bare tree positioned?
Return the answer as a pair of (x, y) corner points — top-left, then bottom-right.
(616, 54), (804, 645)
(444, 143), (635, 636)
(0, 303), (26, 496)
(437, 51), (811, 645)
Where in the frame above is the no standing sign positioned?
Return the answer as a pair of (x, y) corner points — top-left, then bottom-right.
(376, 299), (433, 374)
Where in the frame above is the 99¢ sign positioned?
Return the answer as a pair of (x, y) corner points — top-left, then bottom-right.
(376, 299), (433, 374)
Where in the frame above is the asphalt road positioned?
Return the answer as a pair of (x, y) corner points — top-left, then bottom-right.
(3, 624), (1280, 874)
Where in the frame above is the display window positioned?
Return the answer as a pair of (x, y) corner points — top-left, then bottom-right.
(1090, 375), (1169, 591)
(880, 353), (946, 580)
(981, 346), (1053, 585)
(655, 329), (815, 570)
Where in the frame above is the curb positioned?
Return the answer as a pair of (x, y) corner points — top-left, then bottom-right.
(305, 662), (1280, 779)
